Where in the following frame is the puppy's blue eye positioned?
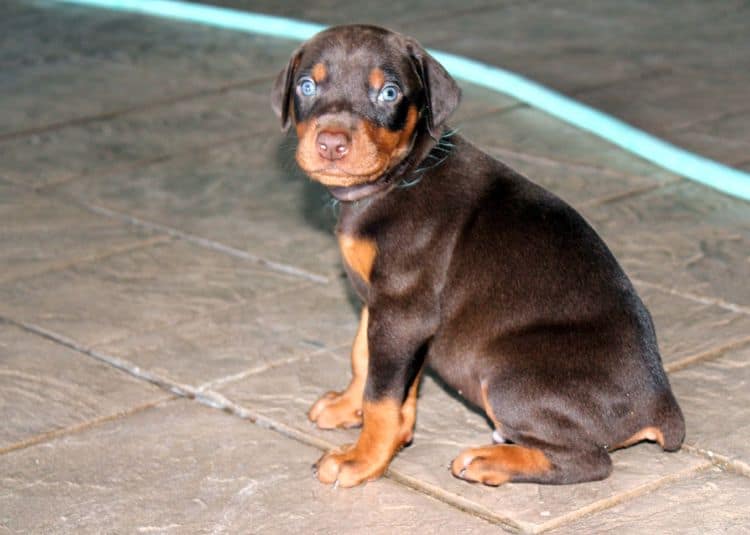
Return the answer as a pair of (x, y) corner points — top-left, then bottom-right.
(299, 78), (317, 97)
(378, 83), (400, 102)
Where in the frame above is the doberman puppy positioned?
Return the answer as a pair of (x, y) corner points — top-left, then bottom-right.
(271, 25), (685, 488)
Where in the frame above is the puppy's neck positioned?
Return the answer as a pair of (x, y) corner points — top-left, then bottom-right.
(401, 127), (457, 188)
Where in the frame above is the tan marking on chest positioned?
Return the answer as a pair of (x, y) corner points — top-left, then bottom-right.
(339, 234), (377, 283)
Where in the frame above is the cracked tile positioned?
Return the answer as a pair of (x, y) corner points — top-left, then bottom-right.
(0, 322), (166, 450)
(457, 106), (675, 183)
(93, 279), (358, 386)
(669, 344), (750, 464)
(0, 2), (294, 135)
(555, 468), (750, 534)
(0, 240), (298, 347)
(219, 351), (709, 532)
(0, 182), (162, 284)
(54, 130), (343, 278)
(0, 399), (499, 534)
(637, 284), (750, 366)
(582, 180), (750, 308)
(0, 86), (277, 188)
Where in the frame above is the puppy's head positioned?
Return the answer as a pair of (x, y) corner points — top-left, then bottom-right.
(271, 25), (460, 201)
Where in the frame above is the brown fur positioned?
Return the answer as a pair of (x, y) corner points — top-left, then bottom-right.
(272, 24), (685, 488)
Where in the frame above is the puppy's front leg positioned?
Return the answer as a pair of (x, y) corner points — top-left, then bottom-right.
(314, 309), (425, 487)
(308, 307), (369, 429)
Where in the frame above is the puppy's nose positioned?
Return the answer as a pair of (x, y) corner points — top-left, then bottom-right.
(316, 130), (350, 161)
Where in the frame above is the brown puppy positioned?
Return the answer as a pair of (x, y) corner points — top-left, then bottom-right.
(271, 25), (685, 488)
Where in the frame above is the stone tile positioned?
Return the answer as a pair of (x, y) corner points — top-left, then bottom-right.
(0, 182), (162, 284)
(202, 0), (504, 28)
(220, 351), (709, 532)
(668, 109), (750, 167)
(637, 284), (750, 367)
(94, 279), (358, 386)
(458, 107), (674, 183)
(0, 240), (297, 348)
(448, 81), (521, 125)
(578, 72), (750, 141)
(669, 344), (750, 463)
(582, 180), (750, 307)
(0, 322), (166, 450)
(0, 85), (277, 187)
(555, 468), (750, 534)
(0, 2), (295, 135)
(407, 5), (660, 94)
(478, 145), (664, 209)
(670, 129), (750, 170)
(0, 399), (498, 534)
(54, 131), (343, 277)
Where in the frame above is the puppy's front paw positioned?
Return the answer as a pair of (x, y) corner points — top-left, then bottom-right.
(308, 391), (363, 429)
(314, 444), (388, 487)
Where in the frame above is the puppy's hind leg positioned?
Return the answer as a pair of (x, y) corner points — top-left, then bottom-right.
(451, 444), (612, 486)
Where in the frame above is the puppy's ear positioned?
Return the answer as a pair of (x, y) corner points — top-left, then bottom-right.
(271, 46), (304, 131)
(407, 41), (461, 138)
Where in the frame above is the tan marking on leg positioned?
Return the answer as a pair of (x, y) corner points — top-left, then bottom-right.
(399, 369), (423, 445)
(368, 67), (385, 90)
(480, 379), (503, 437)
(614, 426), (666, 450)
(308, 308), (369, 429)
(338, 234), (377, 284)
(311, 62), (327, 83)
(315, 398), (407, 487)
(451, 444), (552, 486)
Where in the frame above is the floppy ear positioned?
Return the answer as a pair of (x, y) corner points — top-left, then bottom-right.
(407, 41), (461, 138)
(271, 46), (304, 131)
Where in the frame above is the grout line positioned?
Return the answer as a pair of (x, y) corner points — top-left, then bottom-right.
(399, 1), (517, 26)
(534, 461), (714, 533)
(0, 234), (173, 285)
(2, 316), (520, 531)
(455, 102), (528, 123)
(483, 143), (673, 184)
(67, 199), (329, 285)
(8, 315), (740, 532)
(385, 470), (526, 533)
(0, 397), (174, 456)
(681, 444), (750, 479)
(32, 130), (261, 192)
(632, 278), (750, 316)
(666, 106), (750, 134)
(577, 180), (680, 208)
(197, 342), (350, 392)
(87, 277), (317, 352)
(665, 336), (750, 374)
(5, 318), (202, 397)
(0, 75), (274, 144)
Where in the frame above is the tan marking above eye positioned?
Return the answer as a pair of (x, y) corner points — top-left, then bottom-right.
(312, 62), (327, 83)
(368, 67), (386, 89)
